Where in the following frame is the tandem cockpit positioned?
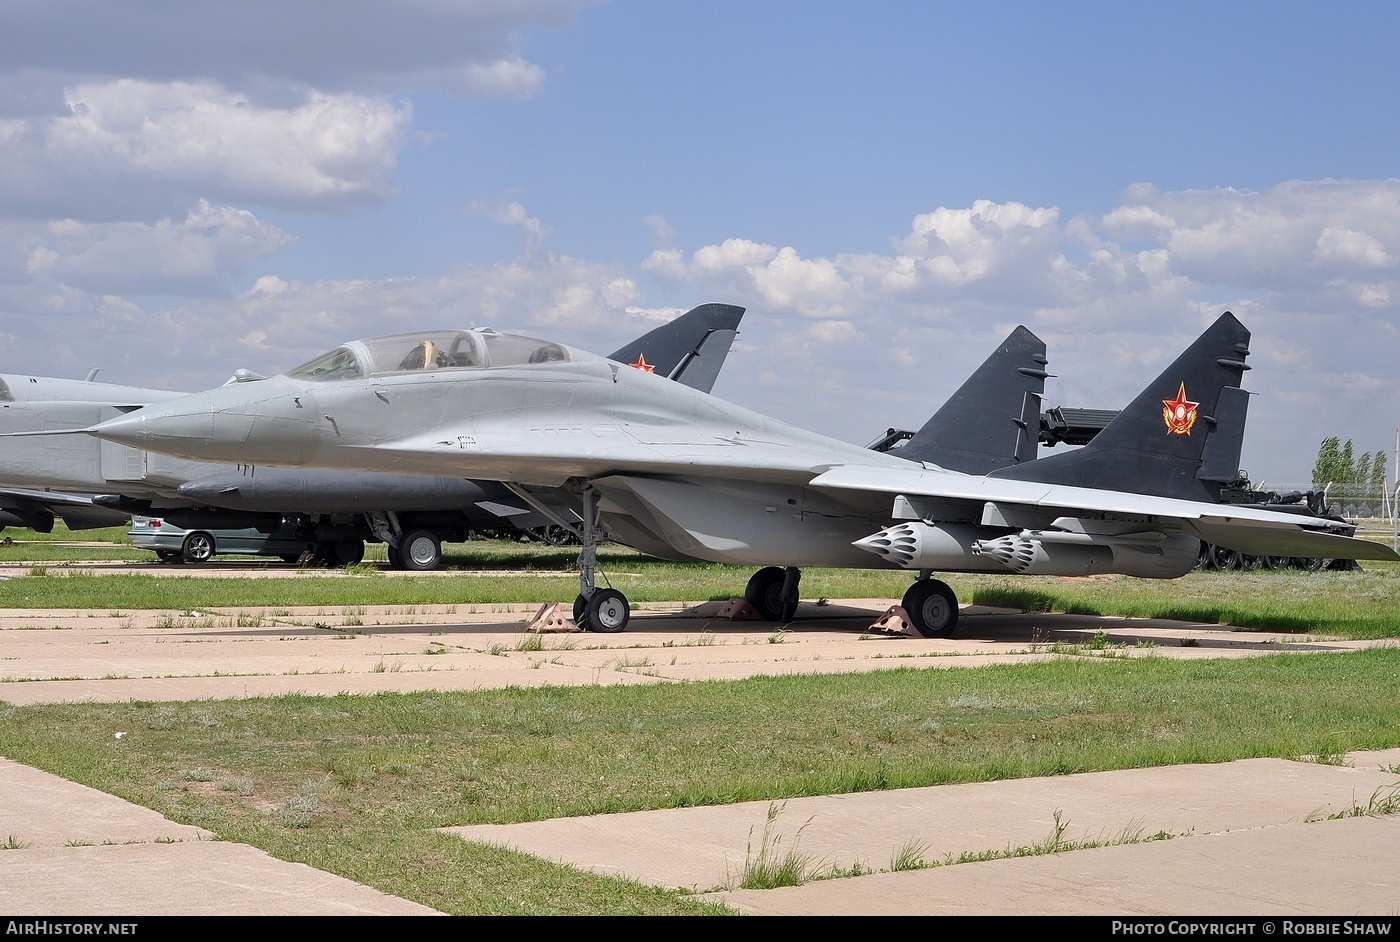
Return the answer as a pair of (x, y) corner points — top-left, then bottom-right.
(286, 329), (574, 382)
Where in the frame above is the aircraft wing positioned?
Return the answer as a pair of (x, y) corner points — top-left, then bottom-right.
(0, 487), (132, 532)
(808, 463), (1398, 561)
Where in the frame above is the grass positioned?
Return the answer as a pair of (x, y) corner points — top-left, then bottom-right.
(5, 529), (1400, 913)
(971, 566), (1400, 640)
(4, 652), (1400, 912)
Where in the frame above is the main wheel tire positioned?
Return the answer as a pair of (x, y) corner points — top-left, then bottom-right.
(584, 588), (630, 633)
(385, 543), (404, 569)
(573, 594), (588, 626)
(1292, 556), (1324, 571)
(397, 530), (441, 571)
(902, 579), (959, 638)
(744, 566), (788, 620)
(181, 531), (215, 564)
(156, 549), (182, 563)
(331, 540), (365, 565)
(1264, 556), (1291, 570)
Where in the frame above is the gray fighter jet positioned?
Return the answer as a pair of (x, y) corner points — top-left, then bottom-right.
(85, 311), (1396, 634)
(0, 303), (743, 566)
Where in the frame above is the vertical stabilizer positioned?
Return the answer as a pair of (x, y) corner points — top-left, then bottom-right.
(607, 303), (744, 393)
(898, 325), (1048, 473)
(988, 312), (1251, 502)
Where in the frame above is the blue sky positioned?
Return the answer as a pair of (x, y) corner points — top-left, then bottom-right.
(3, 1), (1400, 484)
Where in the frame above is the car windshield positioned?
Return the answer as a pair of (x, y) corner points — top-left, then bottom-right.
(285, 329), (572, 381)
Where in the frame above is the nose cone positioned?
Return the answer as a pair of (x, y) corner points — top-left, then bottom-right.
(91, 393), (217, 453)
(91, 379), (318, 465)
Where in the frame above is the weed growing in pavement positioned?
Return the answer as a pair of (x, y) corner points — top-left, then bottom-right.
(735, 803), (824, 890)
(890, 837), (931, 872)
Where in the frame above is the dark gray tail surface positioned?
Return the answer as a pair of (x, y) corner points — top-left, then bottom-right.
(898, 325), (1048, 473)
(988, 311), (1251, 502)
(607, 303), (744, 393)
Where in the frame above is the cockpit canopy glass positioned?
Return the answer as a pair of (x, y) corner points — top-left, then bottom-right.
(0, 377), (11, 402)
(285, 329), (573, 381)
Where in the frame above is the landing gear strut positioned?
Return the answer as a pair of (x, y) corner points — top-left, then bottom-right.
(570, 485), (629, 633)
(902, 572), (959, 638)
(744, 566), (802, 621)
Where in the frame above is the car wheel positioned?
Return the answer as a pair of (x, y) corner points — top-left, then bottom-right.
(181, 532), (215, 564)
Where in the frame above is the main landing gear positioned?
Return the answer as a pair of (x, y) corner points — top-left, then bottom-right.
(738, 565), (959, 637)
(901, 573), (959, 638)
(743, 566), (802, 621)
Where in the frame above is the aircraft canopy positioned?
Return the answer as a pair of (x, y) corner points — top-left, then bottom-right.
(285, 329), (574, 381)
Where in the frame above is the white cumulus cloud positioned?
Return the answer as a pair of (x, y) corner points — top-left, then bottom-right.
(0, 81), (412, 217)
(13, 201), (293, 295)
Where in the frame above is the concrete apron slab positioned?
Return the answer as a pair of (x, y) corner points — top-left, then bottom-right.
(1, 596), (1394, 916)
(711, 814), (1400, 916)
(0, 758), (443, 916)
(446, 749), (1400, 916)
(0, 601), (1379, 706)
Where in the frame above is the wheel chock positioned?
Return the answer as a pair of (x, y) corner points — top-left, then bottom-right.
(716, 598), (762, 620)
(526, 601), (578, 633)
(870, 605), (913, 635)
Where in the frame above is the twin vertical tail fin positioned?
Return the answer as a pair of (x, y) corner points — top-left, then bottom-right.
(898, 325), (1048, 474)
(606, 303), (744, 393)
(987, 312), (1251, 502)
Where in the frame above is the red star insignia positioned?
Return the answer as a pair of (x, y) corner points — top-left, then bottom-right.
(629, 353), (656, 374)
(1161, 382), (1199, 435)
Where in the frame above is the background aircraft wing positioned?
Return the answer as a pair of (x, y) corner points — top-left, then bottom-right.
(0, 487), (131, 533)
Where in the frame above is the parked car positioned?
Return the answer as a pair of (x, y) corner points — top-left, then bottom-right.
(127, 514), (326, 564)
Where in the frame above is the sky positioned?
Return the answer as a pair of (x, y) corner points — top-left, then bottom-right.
(3, 0), (1400, 487)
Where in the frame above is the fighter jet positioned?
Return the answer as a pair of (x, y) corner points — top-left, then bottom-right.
(85, 311), (1395, 634)
(0, 303), (743, 565)
(154, 302), (745, 567)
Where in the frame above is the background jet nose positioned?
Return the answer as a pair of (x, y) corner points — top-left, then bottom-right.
(92, 393), (217, 454)
(88, 410), (152, 448)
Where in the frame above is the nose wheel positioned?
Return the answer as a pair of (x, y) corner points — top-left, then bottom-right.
(571, 484), (630, 632)
(575, 588), (629, 633)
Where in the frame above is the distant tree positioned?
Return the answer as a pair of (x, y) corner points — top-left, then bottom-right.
(1371, 452), (1389, 494)
(1355, 453), (1373, 493)
(1311, 438), (1389, 516)
(1312, 437), (1344, 489)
